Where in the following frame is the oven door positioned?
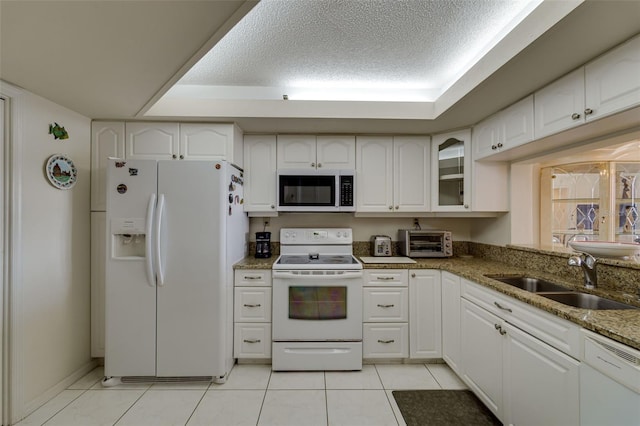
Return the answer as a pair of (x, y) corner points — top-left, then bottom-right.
(272, 270), (363, 341)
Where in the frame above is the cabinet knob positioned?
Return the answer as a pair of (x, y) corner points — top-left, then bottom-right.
(584, 108), (593, 116)
(411, 273), (416, 278)
(496, 142), (503, 148)
(311, 163), (315, 167)
(389, 206), (393, 210)
(179, 155), (184, 160)
(172, 154), (177, 159)
(464, 204), (469, 209)
(395, 205), (399, 210)
(571, 113), (581, 120)
(491, 145), (497, 150)
(317, 163), (322, 168)
(270, 205), (275, 209)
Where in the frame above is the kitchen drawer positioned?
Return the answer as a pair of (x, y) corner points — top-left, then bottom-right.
(462, 278), (580, 358)
(234, 269), (272, 287)
(363, 287), (409, 322)
(234, 287), (272, 322)
(234, 323), (271, 359)
(363, 323), (409, 358)
(363, 269), (408, 287)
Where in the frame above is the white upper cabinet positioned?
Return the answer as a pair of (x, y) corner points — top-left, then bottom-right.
(91, 122), (125, 211)
(534, 68), (586, 139)
(126, 122), (242, 163)
(316, 136), (356, 169)
(474, 96), (534, 160)
(179, 123), (244, 166)
(277, 135), (355, 169)
(585, 35), (640, 121)
(126, 122), (180, 160)
(356, 136), (429, 213)
(431, 130), (471, 212)
(244, 135), (278, 215)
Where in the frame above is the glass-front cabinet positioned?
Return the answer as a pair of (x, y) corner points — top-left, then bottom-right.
(431, 130), (471, 211)
(540, 161), (639, 246)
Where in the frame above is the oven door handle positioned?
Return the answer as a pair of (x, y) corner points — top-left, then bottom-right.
(272, 270), (363, 280)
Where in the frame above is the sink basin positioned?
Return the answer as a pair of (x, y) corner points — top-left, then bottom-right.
(540, 293), (639, 310)
(485, 275), (571, 293)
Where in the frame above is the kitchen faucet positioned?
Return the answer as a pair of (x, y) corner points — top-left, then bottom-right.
(568, 253), (598, 289)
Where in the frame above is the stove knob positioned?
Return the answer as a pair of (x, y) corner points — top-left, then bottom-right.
(284, 232), (290, 239)
(336, 231), (342, 238)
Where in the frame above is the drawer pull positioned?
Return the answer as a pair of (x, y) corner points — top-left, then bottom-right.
(376, 276), (395, 281)
(243, 303), (262, 308)
(377, 304), (395, 308)
(494, 301), (512, 313)
(243, 276), (261, 280)
(243, 339), (261, 344)
(378, 339), (395, 344)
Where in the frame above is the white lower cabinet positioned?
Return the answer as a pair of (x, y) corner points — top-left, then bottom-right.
(441, 271), (461, 374)
(233, 269), (272, 359)
(409, 270), (442, 359)
(362, 269), (409, 358)
(460, 278), (580, 426)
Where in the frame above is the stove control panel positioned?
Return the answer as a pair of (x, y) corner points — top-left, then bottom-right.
(280, 228), (353, 245)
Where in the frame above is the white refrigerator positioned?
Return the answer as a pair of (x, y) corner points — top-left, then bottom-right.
(104, 159), (248, 383)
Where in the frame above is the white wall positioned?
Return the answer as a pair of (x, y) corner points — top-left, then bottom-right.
(6, 84), (93, 419)
(249, 214), (473, 242)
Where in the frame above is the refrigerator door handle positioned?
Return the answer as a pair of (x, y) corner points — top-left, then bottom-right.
(155, 193), (166, 286)
(144, 193), (157, 287)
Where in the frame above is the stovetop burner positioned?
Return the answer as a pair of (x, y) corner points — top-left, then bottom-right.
(277, 254), (359, 265)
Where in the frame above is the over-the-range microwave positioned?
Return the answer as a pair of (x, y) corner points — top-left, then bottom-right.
(277, 169), (355, 212)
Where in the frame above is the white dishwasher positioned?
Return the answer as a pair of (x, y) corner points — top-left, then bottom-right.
(580, 330), (640, 426)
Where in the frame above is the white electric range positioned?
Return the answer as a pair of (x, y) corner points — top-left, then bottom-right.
(272, 228), (363, 371)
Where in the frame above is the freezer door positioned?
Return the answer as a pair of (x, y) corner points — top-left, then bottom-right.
(105, 159), (158, 377)
(155, 160), (227, 377)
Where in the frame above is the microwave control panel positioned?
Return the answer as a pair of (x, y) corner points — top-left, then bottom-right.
(340, 175), (354, 207)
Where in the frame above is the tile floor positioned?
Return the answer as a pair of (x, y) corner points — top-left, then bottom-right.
(16, 363), (467, 426)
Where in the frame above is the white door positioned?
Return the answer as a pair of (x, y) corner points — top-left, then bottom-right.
(393, 136), (430, 212)
(356, 136), (393, 212)
(244, 135), (278, 213)
(534, 68), (585, 138)
(91, 122), (125, 211)
(441, 272), (461, 374)
(409, 270), (441, 359)
(0, 97), (5, 423)
(179, 123), (231, 161)
(155, 161), (226, 376)
(126, 122), (179, 160)
(105, 159), (158, 377)
(316, 136), (356, 169)
(432, 130), (471, 212)
(501, 95), (534, 150)
(277, 135), (316, 169)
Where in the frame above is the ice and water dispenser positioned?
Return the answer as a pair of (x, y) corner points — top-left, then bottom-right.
(111, 218), (146, 258)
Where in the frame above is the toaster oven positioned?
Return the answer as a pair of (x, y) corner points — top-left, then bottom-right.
(398, 230), (452, 258)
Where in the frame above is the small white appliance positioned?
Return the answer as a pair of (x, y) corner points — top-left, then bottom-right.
(272, 228), (363, 371)
(371, 235), (392, 256)
(276, 169), (355, 212)
(104, 159), (248, 385)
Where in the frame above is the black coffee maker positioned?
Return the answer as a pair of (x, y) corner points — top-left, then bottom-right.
(255, 232), (272, 258)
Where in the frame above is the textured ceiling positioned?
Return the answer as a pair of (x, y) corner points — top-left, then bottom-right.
(176, 0), (540, 101)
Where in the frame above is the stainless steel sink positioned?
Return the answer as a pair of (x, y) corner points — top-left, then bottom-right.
(485, 275), (572, 293)
(540, 292), (639, 310)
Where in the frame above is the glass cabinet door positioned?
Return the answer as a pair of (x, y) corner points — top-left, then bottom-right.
(613, 162), (639, 242)
(432, 130), (471, 211)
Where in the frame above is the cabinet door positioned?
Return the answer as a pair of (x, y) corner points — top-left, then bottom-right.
(316, 136), (356, 169)
(586, 35), (640, 121)
(277, 135), (316, 169)
(126, 122), (179, 160)
(91, 122), (125, 211)
(501, 95), (534, 150)
(393, 136), (430, 212)
(534, 68), (585, 139)
(244, 135), (278, 214)
(503, 324), (579, 426)
(234, 287), (272, 322)
(431, 130), (471, 212)
(179, 123), (237, 162)
(363, 323), (409, 358)
(409, 270), (442, 359)
(356, 136), (394, 212)
(472, 114), (501, 160)
(234, 323), (272, 358)
(441, 271), (461, 374)
(461, 299), (503, 420)
(90, 212), (106, 357)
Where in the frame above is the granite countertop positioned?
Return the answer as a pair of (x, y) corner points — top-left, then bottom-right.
(234, 255), (640, 351)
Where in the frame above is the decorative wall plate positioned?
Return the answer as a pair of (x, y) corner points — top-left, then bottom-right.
(45, 154), (77, 189)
